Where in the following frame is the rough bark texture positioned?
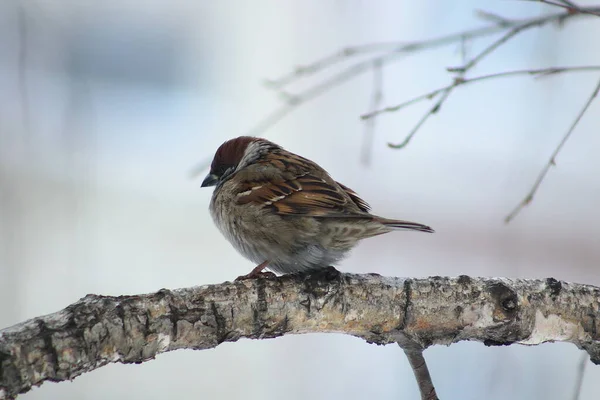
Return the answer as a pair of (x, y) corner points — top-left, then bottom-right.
(1, 271), (599, 399)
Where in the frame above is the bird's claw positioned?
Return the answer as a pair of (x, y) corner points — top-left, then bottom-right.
(235, 271), (277, 281)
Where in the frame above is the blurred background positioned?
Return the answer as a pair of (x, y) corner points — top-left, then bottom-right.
(1, 0), (599, 399)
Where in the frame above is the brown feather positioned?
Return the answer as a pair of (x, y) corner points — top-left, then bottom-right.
(205, 136), (434, 275)
(336, 182), (371, 212)
(211, 136), (257, 175)
(235, 151), (369, 218)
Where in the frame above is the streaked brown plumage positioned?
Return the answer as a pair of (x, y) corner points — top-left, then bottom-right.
(201, 136), (433, 276)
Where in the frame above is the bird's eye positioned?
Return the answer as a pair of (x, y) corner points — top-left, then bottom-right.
(214, 165), (235, 181)
(222, 166), (234, 177)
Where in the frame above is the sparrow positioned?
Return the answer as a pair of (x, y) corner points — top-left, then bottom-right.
(201, 136), (433, 279)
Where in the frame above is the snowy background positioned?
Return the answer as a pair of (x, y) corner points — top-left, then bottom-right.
(1, 1), (599, 399)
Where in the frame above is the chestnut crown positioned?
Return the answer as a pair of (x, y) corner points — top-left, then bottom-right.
(201, 136), (260, 187)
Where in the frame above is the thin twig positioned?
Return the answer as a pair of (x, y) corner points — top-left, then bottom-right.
(387, 9), (593, 148)
(361, 66), (600, 120)
(264, 42), (408, 89)
(361, 61), (383, 165)
(505, 75), (600, 223)
(389, 86), (453, 149)
(530, 0), (600, 17)
(266, 7), (597, 91)
(475, 9), (514, 27)
(388, 20), (529, 148)
(557, 0), (578, 6)
(572, 353), (588, 400)
(449, 16), (547, 74)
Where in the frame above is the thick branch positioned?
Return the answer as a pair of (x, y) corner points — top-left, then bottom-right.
(1, 272), (599, 399)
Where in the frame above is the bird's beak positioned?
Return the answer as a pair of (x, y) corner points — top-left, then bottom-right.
(201, 173), (218, 187)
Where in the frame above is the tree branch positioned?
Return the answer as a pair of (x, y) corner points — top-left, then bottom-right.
(1, 272), (600, 399)
(397, 335), (439, 400)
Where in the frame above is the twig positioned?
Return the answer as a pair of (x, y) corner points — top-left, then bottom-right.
(572, 353), (589, 400)
(386, 10), (592, 149)
(557, 0), (578, 6)
(475, 9), (513, 27)
(504, 75), (600, 223)
(388, 86), (453, 149)
(264, 42), (408, 89)
(530, 0), (600, 17)
(265, 7), (598, 91)
(362, 66), (600, 121)
(361, 61), (383, 165)
(449, 17), (544, 74)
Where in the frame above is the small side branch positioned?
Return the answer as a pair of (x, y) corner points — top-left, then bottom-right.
(403, 349), (438, 400)
(1, 273), (600, 399)
(504, 76), (600, 222)
(532, 0), (600, 17)
(397, 334), (439, 400)
(362, 66), (600, 121)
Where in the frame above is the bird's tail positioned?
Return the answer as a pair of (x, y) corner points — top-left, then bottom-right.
(375, 217), (434, 233)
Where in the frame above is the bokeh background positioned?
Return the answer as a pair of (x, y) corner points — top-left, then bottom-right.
(1, 1), (600, 399)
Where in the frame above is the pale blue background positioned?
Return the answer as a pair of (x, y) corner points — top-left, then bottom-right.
(1, 1), (599, 399)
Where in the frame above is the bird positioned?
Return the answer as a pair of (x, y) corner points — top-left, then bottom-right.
(201, 136), (433, 279)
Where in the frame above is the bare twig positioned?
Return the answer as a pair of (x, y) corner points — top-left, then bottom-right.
(361, 66), (600, 121)
(504, 75), (600, 223)
(265, 7), (598, 91)
(286, 7), (596, 156)
(530, 0), (600, 17)
(386, 9), (596, 149)
(557, 0), (578, 6)
(449, 17), (542, 74)
(264, 42), (407, 89)
(361, 61), (383, 165)
(386, 22), (511, 149)
(388, 86), (453, 149)
(397, 335), (439, 400)
(475, 9), (513, 27)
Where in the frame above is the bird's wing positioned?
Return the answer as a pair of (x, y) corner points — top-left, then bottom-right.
(235, 153), (370, 218)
